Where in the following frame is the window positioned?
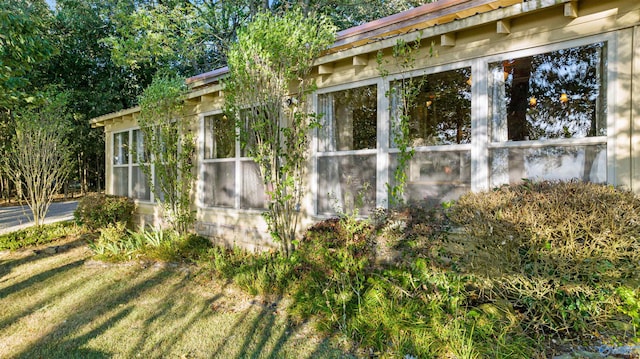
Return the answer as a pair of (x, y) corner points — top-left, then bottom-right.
(391, 67), (472, 147)
(389, 67), (472, 205)
(317, 84), (377, 214)
(488, 42), (607, 186)
(111, 129), (153, 201)
(204, 113), (235, 159)
(112, 132), (129, 196)
(131, 129), (150, 201)
(201, 113), (265, 209)
(318, 84), (377, 152)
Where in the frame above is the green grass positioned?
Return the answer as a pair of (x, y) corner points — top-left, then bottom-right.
(4, 181), (638, 358)
(0, 236), (351, 358)
(0, 221), (85, 251)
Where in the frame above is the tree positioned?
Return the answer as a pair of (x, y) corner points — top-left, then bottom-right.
(105, 1), (226, 78)
(0, 0), (55, 108)
(137, 75), (195, 234)
(104, 0), (430, 80)
(37, 0), (152, 193)
(225, 10), (336, 256)
(3, 91), (73, 226)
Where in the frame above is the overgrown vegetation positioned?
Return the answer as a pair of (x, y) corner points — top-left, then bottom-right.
(19, 180), (638, 357)
(137, 75), (195, 234)
(447, 180), (640, 336)
(88, 226), (212, 263)
(74, 194), (135, 230)
(224, 10), (336, 256)
(0, 221), (85, 251)
(199, 181), (640, 357)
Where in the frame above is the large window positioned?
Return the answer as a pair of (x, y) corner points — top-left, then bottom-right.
(112, 129), (153, 201)
(389, 67), (472, 205)
(131, 129), (150, 201)
(201, 113), (265, 210)
(488, 42), (607, 186)
(112, 132), (129, 196)
(391, 67), (472, 147)
(317, 84), (377, 214)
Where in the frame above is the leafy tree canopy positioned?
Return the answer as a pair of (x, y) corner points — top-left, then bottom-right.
(0, 0), (56, 107)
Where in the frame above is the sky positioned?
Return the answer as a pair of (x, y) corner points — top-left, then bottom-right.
(46, 0), (56, 11)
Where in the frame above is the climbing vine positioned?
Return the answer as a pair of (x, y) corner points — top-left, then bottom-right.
(137, 75), (195, 234)
(378, 35), (434, 207)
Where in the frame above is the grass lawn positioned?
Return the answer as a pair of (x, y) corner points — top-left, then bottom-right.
(0, 235), (349, 359)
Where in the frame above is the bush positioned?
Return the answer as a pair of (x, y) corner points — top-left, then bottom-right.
(447, 180), (640, 335)
(194, 181), (640, 357)
(74, 194), (135, 230)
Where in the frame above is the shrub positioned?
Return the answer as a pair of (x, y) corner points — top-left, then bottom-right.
(88, 223), (136, 260)
(74, 194), (135, 230)
(446, 180), (640, 336)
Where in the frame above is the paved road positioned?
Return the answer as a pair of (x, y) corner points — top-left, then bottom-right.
(0, 201), (78, 235)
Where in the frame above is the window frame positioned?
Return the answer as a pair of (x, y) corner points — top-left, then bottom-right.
(385, 61), (475, 205)
(111, 128), (155, 203)
(481, 34), (614, 187)
(198, 110), (266, 211)
(313, 78), (383, 215)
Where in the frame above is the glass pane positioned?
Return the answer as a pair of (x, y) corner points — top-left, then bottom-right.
(132, 165), (150, 201)
(318, 84), (377, 152)
(132, 129), (147, 164)
(204, 114), (235, 159)
(391, 67), (471, 147)
(390, 150), (471, 206)
(113, 167), (128, 196)
(240, 160), (266, 209)
(489, 42), (606, 142)
(317, 154), (376, 215)
(489, 144), (606, 187)
(153, 168), (165, 203)
(202, 162), (235, 208)
(113, 132), (129, 165)
(240, 107), (263, 157)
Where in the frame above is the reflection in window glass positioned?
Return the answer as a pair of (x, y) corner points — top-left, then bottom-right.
(113, 132), (129, 165)
(489, 42), (606, 142)
(204, 114), (235, 159)
(390, 151), (470, 205)
(202, 162), (235, 207)
(317, 154), (376, 215)
(391, 67), (471, 147)
(490, 144), (606, 186)
(318, 84), (377, 151)
(132, 129), (147, 163)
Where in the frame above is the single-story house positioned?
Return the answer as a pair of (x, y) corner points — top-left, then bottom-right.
(90, 0), (640, 251)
